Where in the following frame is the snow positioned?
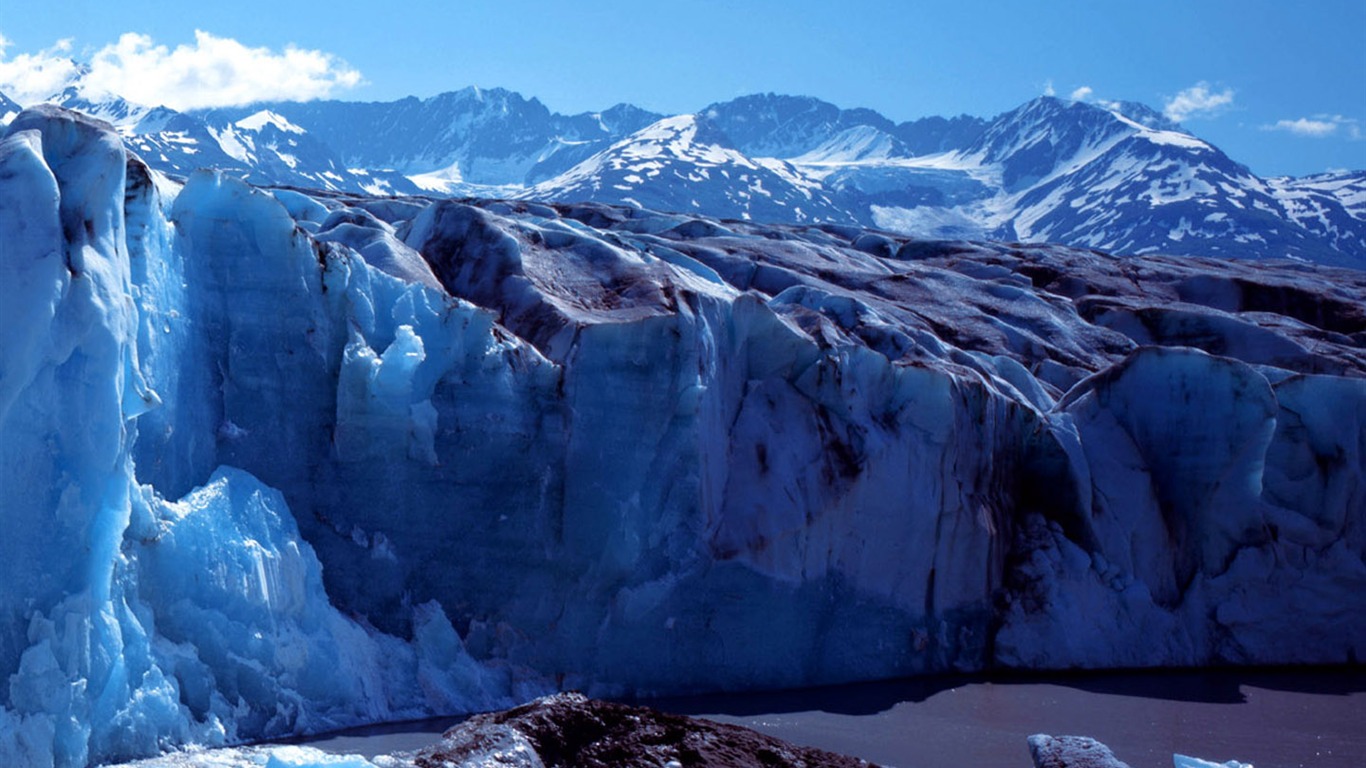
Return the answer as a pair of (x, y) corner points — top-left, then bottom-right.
(1142, 129), (1211, 150)
(236, 111), (307, 134)
(210, 125), (252, 164)
(870, 203), (988, 239)
(789, 125), (910, 164)
(524, 114), (851, 225)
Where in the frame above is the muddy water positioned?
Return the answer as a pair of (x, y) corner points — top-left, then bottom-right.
(670, 669), (1365, 767)
(300, 668), (1365, 767)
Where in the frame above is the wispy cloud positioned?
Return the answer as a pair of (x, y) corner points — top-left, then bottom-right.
(1070, 86), (1093, 102)
(1163, 82), (1235, 122)
(0, 30), (362, 110)
(1262, 115), (1361, 139)
(1043, 79), (1056, 97)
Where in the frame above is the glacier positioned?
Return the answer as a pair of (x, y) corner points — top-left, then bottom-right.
(0, 105), (1363, 766)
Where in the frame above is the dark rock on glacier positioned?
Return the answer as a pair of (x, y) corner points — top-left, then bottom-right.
(416, 692), (877, 768)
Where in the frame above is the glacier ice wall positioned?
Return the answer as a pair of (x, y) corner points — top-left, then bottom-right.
(0, 108), (519, 767)
(1, 106), (1363, 766)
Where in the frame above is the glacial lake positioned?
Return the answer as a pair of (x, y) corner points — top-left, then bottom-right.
(294, 667), (1365, 767)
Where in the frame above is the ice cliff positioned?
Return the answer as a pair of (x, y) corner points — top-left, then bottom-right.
(1, 107), (1362, 767)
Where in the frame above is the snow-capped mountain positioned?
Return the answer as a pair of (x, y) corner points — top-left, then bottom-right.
(522, 113), (857, 223)
(527, 94), (1363, 265)
(840, 96), (1366, 266)
(966, 96), (1346, 262)
(699, 93), (991, 159)
(790, 124), (913, 164)
(699, 93), (907, 158)
(963, 96), (1145, 191)
(122, 106), (419, 195)
(1268, 170), (1366, 256)
(0, 69), (422, 195)
(202, 87), (664, 187)
(8, 77), (1363, 266)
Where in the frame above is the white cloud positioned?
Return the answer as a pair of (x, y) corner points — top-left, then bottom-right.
(0, 30), (362, 110)
(1070, 86), (1093, 102)
(1263, 115), (1361, 139)
(1043, 79), (1056, 97)
(1162, 82), (1235, 122)
(1268, 118), (1337, 137)
(0, 37), (80, 104)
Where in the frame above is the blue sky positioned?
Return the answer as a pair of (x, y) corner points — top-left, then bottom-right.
(1, 0), (1362, 176)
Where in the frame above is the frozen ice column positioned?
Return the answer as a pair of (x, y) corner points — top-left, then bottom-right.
(0, 106), (165, 765)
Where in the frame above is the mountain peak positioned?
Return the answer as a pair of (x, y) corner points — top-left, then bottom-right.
(0, 91), (19, 122)
(1101, 100), (1183, 132)
(791, 124), (912, 164)
(968, 95), (1204, 190)
(699, 92), (895, 159)
(235, 110), (306, 134)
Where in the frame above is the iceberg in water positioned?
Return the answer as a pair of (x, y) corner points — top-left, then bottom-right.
(1173, 755), (1253, 768)
(1, 105), (1363, 766)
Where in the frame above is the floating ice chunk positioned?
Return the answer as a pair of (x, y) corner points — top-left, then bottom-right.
(1173, 755), (1253, 768)
(108, 744), (379, 767)
(263, 746), (377, 768)
(1028, 734), (1132, 768)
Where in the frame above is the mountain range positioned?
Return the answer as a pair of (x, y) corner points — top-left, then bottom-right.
(1, 77), (1362, 266)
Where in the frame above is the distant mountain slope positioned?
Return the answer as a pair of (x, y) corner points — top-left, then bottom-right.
(699, 93), (988, 158)
(858, 97), (1366, 266)
(699, 93), (902, 158)
(1269, 171), (1366, 256)
(0, 75), (420, 195)
(891, 113), (989, 155)
(523, 114), (857, 224)
(791, 125), (913, 164)
(202, 87), (663, 186)
(0, 92), (18, 123)
(122, 106), (418, 195)
(995, 124), (1327, 261)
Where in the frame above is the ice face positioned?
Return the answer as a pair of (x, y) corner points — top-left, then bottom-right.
(0, 109), (519, 767)
(1, 106), (1363, 766)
